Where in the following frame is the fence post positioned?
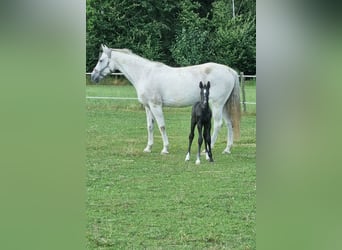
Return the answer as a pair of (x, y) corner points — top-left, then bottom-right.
(240, 72), (246, 112)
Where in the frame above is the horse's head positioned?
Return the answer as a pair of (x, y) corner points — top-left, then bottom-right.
(199, 81), (210, 107)
(91, 44), (115, 83)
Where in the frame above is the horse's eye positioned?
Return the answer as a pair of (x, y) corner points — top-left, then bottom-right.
(99, 59), (103, 63)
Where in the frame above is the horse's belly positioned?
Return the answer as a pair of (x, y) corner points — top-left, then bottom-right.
(162, 96), (198, 107)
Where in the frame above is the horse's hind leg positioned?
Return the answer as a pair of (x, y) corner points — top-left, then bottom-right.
(148, 103), (169, 154)
(143, 106), (154, 153)
(210, 105), (223, 149)
(222, 105), (233, 154)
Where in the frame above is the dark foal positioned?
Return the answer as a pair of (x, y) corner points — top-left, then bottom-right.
(185, 81), (214, 164)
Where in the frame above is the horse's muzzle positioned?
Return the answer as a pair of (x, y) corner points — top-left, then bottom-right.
(90, 71), (100, 83)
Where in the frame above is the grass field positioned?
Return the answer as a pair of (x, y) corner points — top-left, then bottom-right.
(86, 84), (256, 249)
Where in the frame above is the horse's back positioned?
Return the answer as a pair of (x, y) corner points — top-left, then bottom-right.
(145, 62), (237, 107)
(198, 63), (237, 105)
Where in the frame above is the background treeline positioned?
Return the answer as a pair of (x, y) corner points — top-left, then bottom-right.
(86, 0), (255, 75)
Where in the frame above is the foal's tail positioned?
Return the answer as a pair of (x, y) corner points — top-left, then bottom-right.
(226, 70), (241, 141)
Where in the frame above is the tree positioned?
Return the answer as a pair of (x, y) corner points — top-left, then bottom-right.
(170, 0), (213, 66)
(86, 0), (180, 71)
(86, 0), (256, 74)
(210, 0), (256, 74)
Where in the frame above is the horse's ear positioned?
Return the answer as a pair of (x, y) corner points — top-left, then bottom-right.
(207, 81), (210, 88)
(199, 81), (203, 89)
(105, 48), (112, 58)
(101, 44), (108, 51)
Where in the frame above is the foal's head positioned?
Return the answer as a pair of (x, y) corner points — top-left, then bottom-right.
(199, 81), (210, 107)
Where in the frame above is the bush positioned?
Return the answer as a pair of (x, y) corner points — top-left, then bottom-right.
(86, 0), (255, 74)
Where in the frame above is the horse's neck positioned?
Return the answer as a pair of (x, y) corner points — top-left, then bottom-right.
(111, 51), (151, 87)
(199, 101), (211, 113)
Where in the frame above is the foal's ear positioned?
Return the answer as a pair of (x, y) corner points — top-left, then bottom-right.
(207, 81), (210, 88)
(199, 81), (203, 89)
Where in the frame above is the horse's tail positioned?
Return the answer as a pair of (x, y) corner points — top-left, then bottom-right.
(226, 70), (241, 141)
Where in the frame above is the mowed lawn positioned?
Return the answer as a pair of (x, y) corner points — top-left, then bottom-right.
(86, 84), (256, 249)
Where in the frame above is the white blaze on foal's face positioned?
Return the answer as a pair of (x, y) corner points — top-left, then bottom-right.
(203, 88), (207, 104)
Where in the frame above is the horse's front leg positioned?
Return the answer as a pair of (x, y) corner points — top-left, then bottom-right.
(143, 106), (154, 153)
(210, 105), (223, 150)
(148, 103), (169, 154)
(222, 105), (233, 154)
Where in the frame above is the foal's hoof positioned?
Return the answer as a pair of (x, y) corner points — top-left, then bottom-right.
(185, 153), (190, 161)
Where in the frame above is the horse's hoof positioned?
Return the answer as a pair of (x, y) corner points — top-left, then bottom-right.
(222, 149), (231, 154)
(195, 159), (200, 165)
(161, 150), (169, 155)
(143, 146), (152, 153)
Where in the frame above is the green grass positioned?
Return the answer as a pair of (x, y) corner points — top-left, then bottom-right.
(86, 85), (256, 249)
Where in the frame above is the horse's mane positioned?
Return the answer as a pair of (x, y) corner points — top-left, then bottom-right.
(111, 48), (166, 67)
(111, 48), (132, 54)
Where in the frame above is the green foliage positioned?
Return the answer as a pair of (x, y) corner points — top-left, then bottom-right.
(212, 15), (256, 74)
(209, 0), (255, 74)
(170, 0), (212, 65)
(86, 0), (256, 74)
(86, 0), (179, 70)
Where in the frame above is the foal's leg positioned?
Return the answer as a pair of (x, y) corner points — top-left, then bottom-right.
(196, 123), (203, 165)
(185, 119), (196, 161)
(203, 125), (209, 160)
(204, 124), (214, 162)
(148, 103), (169, 154)
(143, 106), (154, 153)
(222, 105), (233, 154)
